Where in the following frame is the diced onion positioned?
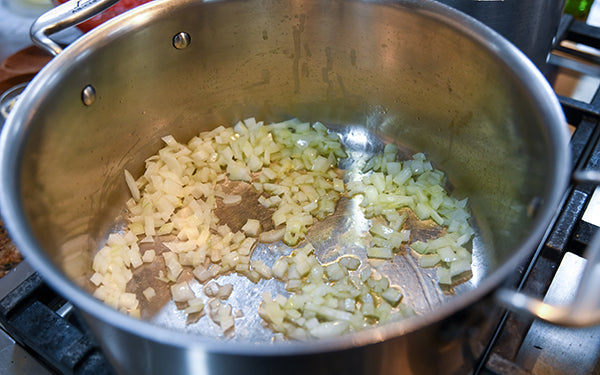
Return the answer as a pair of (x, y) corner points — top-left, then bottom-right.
(221, 194), (242, 205)
(124, 169), (140, 201)
(90, 117), (474, 341)
(258, 242), (410, 339)
(259, 228), (285, 243)
(142, 250), (156, 263)
(184, 298), (205, 314)
(241, 219), (261, 237)
(171, 281), (195, 302)
(143, 287), (156, 301)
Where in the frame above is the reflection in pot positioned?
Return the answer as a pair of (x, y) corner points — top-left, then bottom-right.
(0, 82), (28, 124)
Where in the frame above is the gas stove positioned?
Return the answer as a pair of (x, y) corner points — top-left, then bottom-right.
(473, 13), (600, 374)
(0, 2), (599, 375)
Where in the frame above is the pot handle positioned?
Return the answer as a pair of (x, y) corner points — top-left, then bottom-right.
(496, 170), (600, 327)
(30, 0), (120, 56)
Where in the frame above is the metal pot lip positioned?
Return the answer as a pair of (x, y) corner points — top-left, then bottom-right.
(0, 0), (571, 356)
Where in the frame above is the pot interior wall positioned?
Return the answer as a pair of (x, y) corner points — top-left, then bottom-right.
(18, 0), (553, 320)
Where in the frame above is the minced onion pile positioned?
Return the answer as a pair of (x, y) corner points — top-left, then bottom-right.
(90, 118), (474, 339)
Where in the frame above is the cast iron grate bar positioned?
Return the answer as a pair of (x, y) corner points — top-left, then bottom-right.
(0, 273), (115, 375)
(544, 189), (589, 258)
(564, 17), (600, 50)
(559, 95), (600, 120)
(568, 117), (598, 168)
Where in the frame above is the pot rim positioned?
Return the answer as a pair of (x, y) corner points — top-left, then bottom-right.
(0, 0), (571, 356)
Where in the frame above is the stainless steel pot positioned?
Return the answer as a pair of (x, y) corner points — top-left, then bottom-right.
(436, 0), (567, 73)
(0, 0), (572, 373)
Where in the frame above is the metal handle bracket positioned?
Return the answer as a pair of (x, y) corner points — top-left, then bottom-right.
(30, 0), (121, 56)
(497, 169), (600, 327)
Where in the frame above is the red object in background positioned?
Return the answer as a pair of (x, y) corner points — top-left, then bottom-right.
(51, 0), (153, 33)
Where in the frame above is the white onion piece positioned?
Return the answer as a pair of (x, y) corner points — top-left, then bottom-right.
(90, 273), (103, 286)
(171, 281), (195, 302)
(259, 228), (285, 243)
(241, 219), (261, 237)
(221, 194), (242, 205)
(143, 287), (156, 301)
(215, 283), (234, 299)
(142, 250), (156, 263)
(119, 293), (139, 310)
(203, 282), (220, 297)
(124, 169), (140, 202)
(184, 298), (205, 314)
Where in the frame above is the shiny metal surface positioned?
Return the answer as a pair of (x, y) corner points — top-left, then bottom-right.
(81, 84), (96, 106)
(30, 0), (120, 55)
(497, 221), (600, 327)
(0, 82), (28, 121)
(437, 0), (567, 72)
(0, 0), (570, 373)
(172, 31), (191, 50)
(497, 168), (600, 327)
(0, 262), (37, 301)
(515, 252), (600, 374)
(0, 327), (53, 375)
(583, 186), (600, 227)
(573, 169), (600, 184)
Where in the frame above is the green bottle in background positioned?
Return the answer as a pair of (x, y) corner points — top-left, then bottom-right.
(564, 0), (595, 19)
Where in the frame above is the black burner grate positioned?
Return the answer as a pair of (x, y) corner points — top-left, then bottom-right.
(0, 273), (114, 375)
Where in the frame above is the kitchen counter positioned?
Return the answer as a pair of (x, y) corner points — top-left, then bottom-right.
(0, 225), (21, 278)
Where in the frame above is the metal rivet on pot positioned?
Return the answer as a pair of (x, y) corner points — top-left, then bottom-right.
(81, 85), (96, 106)
(173, 32), (191, 50)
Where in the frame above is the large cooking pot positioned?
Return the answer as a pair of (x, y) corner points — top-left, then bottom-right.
(437, 0), (567, 73)
(0, 0), (572, 373)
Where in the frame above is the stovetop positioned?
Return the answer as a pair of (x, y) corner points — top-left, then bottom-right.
(1, 2), (600, 375)
(0, 262), (115, 374)
(473, 12), (600, 375)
